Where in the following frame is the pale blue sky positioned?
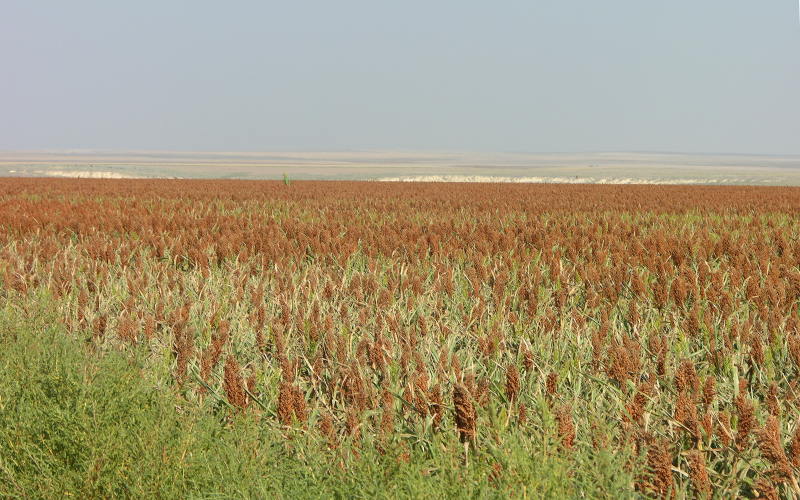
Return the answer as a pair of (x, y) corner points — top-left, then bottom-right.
(2, 1), (799, 153)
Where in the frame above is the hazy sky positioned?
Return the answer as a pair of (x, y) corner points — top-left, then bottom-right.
(2, 1), (799, 153)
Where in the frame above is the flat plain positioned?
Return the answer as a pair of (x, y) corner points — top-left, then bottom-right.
(3, 150), (800, 185)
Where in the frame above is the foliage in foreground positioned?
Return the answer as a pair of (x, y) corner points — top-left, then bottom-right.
(0, 300), (632, 499)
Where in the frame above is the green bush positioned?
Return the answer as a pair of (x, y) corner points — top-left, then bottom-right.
(0, 300), (635, 499)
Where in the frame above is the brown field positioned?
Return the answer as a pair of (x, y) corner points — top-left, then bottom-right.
(3, 178), (800, 497)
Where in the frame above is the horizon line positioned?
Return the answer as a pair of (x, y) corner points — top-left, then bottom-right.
(2, 149), (800, 158)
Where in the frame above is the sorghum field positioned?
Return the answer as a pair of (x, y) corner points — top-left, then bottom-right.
(3, 179), (800, 498)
